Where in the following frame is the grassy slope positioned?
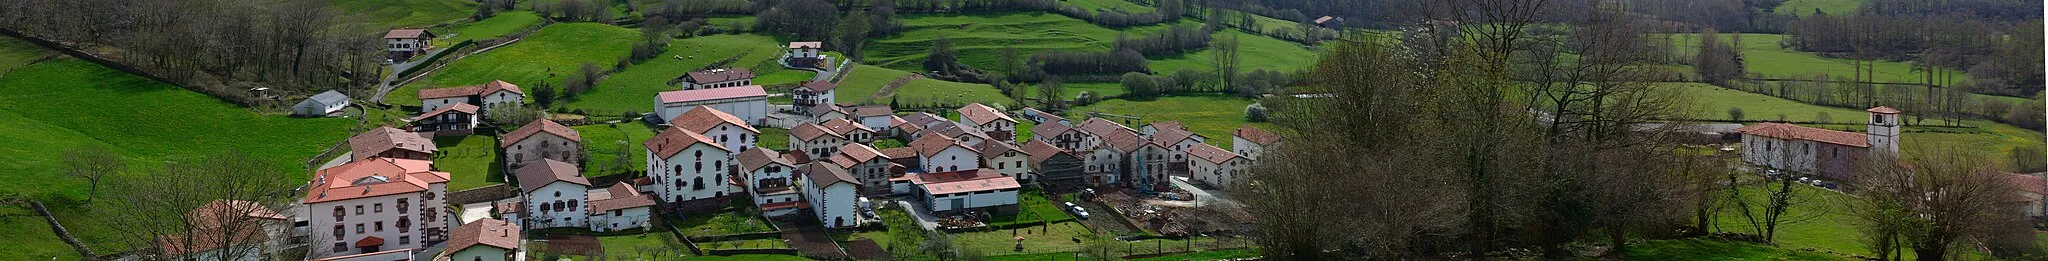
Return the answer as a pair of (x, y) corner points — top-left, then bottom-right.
(1070, 94), (1280, 151)
(1667, 82), (1871, 122)
(1775, 0), (1864, 17)
(390, 22), (639, 106)
(1065, 0), (1155, 14)
(0, 58), (357, 260)
(1713, 183), (1868, 259)
(865, 12), (1185, 72)
(328, 0), (477, 27)
(562, 34), (784, 114)
(834, 64), (1013, 107)
(1620, 238), (1846, 260)
(1670, 82), (2044, 170)
(0, 36), (49, 72)
(1149, 29), (1317, 73)
(1660, 33), (1970, 85)
(573, 122), (659, 179)
(438, 11), (545, 47)
(435, 134), (502, 190)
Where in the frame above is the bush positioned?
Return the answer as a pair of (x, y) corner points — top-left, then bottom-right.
(1727, 107), (1745, 122)
(1075, 91), (1100, 106)
(1245, 103), (1268, 122)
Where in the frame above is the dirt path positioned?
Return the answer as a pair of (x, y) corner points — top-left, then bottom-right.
(860, 74), (924, 104)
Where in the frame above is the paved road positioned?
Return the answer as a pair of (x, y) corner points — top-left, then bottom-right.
(371, 48), (450, 103)
(776, 54), (840, 83)
(1169, 177), (1240, 208)
(894, 200), (941, 231)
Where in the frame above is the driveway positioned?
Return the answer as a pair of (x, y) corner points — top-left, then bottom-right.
(458, 201), (496, 225)
(894, 200), (941, 231)
(1169, 177), (1240, 208)
(371, 47), (450, 103)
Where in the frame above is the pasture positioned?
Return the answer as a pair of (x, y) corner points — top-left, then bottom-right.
(833, 64), (1014, 108)
(573, 122), (660, 179)
(864, 12), (1191, 72)
(1774, 0), (1865, 17)
(1069, 94), (1279, 150)
(437, 11), (546, 48)
(390, 22), (640, 106)
(1660, 33), (1967, 85)
(329, 0), (477, 27)
(560, 34), (787, 115)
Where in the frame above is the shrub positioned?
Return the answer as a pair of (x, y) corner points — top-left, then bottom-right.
(1246, 103), (1269, 122)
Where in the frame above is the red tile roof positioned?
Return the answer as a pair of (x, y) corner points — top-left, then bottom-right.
(501, 119), (582, 148)
(790, 123), (842, 142)
(1146, 121), (1185, 133)
(412, 103), (478, 121)
(1313, 16), (1335, 24)
(1234, 125), (1281, 145)
(910, 134), (977, 157)
(645, 127), (726, 159)
(348, 127), (438, 159)
(685, 68), (755, 84)
(1187, 143), (1243, 164)
(1078, 118), (1135, 137)
(1147, 127), (1200, 148)
(1023, 140), (1073, 162)
(976, 141), (1023, 158)
(304, 157), (450, 204)
(956, 103), (1015, 125)
(159, 200), (286, 256)
(1100, 130), (1152, 153)
(801, 162), (857, 187)
(1031, 119), (1076, 140)
(184, 200), (287, 231)
(514, 159), (589, 194)
(1733, 123), (1870, 147)
(820, 118), (873, 136)
(670, 106), (759, 134)
(420, 80), (523, 99)
(354, 236), (384, 247)
(850, 105), (894, 118)
(587, 182), (656, 213)
(384, 28), (433, 39)
(1867, 106), (1901, 114)
(657, 85), (767, 103)
(839, 143), (885, 163)
(904, 169), (1019, 195)
(881, 147), (919, 160)
(2013, 173), (2046, 195)
(789, 42), (823, 49)
(738, 148), (795, 173)
(900, 112), (947, 129)
(445, 218), (520, 254)
(798, 81), (838, 92)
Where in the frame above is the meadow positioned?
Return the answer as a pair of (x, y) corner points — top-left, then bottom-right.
(1147, 29), (1318, 73)
(863, 12), (1192, 72)
(389, 22), (640, 106)
(0, 36), (49, 72)
(573, 122), (660, 179)
(1774, 0), (1865, 17)
(1069, 94), (1280, 150)
(435, 134), (504, 190)
(328, 0), (477, 27)
(560, 34), (788, 115)
(1660, 33), (1967, 85)
(1670, 82), (2044, 171)
(436, 11), (546, 48)
(833, 64), (1014, 108)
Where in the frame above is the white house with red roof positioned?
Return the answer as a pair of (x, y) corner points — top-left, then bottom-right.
(1232, 125), (1281, 160)
(909, 134), (981, 173)
(655, 85), (768, 126)
(645, 126), (736, 204)
(1734, 106), (1901, 181)
(410, 103), (478, 136)
(787, 41), (826, 67)
(820, 118), (877, 144)
(789, 123), (849, 160)
(798, 162), (862, 228)
(848, 105), (895, 131)
(419, 80), (524, 116)
(669, 105), (761, 155)
(302, 157), (450, 259)
(502, 119), (583, 170)
(349, 127), (438, 161)
(680, 68), (755, 90)
(830, 143), (894, 191)
(586, 182), (657, 231)
(1187, 143), (1249, 189)
(956, 103), (1018, 141)
(890, 169), (1020, 212)
(794, 81), (837, 111)
(738, 148), (804, 216)
(2009, 173), (2046, 218)
(514, 159), (591, 229)
(977, 141), (1033, 181)
(1144, 121), (1206, 164)
(439, 218), (519, 261)
(384, 28), (435, 61)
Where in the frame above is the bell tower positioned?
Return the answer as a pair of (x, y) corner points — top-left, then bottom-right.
(1866, 106), (1901, 154)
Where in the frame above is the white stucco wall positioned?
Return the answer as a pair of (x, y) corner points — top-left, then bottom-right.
(307, 193), (430, 258)
(506, 133), (581, 169)
(921, 147), (980, 173)
(925, 188), (1019, 212)
(658, 99), (768, 127)
(1231, 136), (1267, 160)
(449, 245), (512, 261)
(647, 143), (734, 203)
(524, 182), (587, 229)
(699, 123), (759, 155)
(987, 153), (1031, 180)
(479, 90), (523, 115)
(803, 181), (860, 228)
(589, 206), (651, 232)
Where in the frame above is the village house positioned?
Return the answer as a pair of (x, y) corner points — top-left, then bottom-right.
(348, 127), (438, 161)
(2009, 173), (2047, 218)
(384, 28), (435, 61)
(680, 68), (755, 90)
(977, 141), (1033, 181)
(501, 119), (583, 171)
(1139, 121), (1182, 137)
(881, 147), (921, 171)
(419, 80), (524, 116)
(793, 81), (837, 111)
(410, 103), (478, 136)
(655, 85), (768, 126)
(916, 121), (992, 147)
(1024, 140), (1085, 185)
(789, 123), (849, 160)
(830, 143), (894, 193)
(1734, 106), (1901, 181)
(670, 105), (761, 155)
(1031, 119), (1090, 151)
(909, 134), (982, 173)
(805, 104), (850, 123)
(156, 200), (290, 261)
(586, 182), (657, 232)
(294, 90), (352, 117)
(1103, 129), (1169, 189)
(956, 103), (1019, 141)
(894, 112), (948, 137)
(1232, 125), (1281, 160)
(514, 159), (591, 229)
(890, 116), (924, 139)
(738, 148), (804, 217)
(437, 218), (519, 261)
(798, 162), (862, 228)
(644, 126), (735, 204)
(1019, 107), (1066, 125)
(849, 105), (895, 132)
(1145, 121), (1206, 165)
(889, 169), (1020, 213)
(1187, 143), (1251, 189)
(302, 157), (450, 259)
(1077, 119), (1140, 184)
(787, 41), (825, 67)
(821, 118), (878, 144)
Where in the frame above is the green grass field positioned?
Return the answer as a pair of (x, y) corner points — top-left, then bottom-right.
(1665, 82), (1872, 122)
(1062, 0), (1155, 14)
(1070, 94), (1280, 150)
(954, 221), (1097, 254)
(1775, 0), (1864, 17)
(1660, 33), (1966, 85)
(865, 12), (1190, 72)
(437, 11), (545, 48)
(834, 64), (1014, 107)
(434, 134), (503, 190)
(1620, 238), (1845, 260)
(1670, 82), (2044, 171)
(1712, 183), (1869, 259)
(597, 231), (689, 256)
(558, 34), (785, 114)
(391, 22), (640, 106)
(0, 36), (49, 73)
(328, 0), (477, 27)
(574, 122), (660, 179)
(0, 58), (359, 260)
(1148, 30), (1317, 74)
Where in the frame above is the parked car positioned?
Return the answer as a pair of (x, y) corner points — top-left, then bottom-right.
(1074, 209), (1090, 220)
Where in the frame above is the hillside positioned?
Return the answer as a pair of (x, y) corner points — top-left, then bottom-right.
(864, 12), (1318, 75)
(388, 22), (641, 106)
(1775, 0), (1864, 17)
(327, 0), (478, 27)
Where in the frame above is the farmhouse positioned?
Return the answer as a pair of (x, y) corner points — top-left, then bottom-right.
(1187, 143), (1251, 189)
(1102, 129), (1169, 189)
(302, 157), (450, 259)
(669, 105), (761, 155)
(439, 218), (519, 261)
(585, 182), (657, 232)
(1024, 140), (1085, 184)
(1733, 106), (1901, 182)
(1139, 121), (1183, 137)
(409, 103), (477, 136)
(655, 85), (768, 126)
(793, 81), (837, 111)
(1019, 107), (1066, 125)
(383, 28), (435, 61)
(787, 41), (825, 67)
(644, 126), (735, 205)
(514, 159), (591, 229)
(956, 103), (1018, 141)
(909, 134), (981, 173)
(1232, 125), (1281, 160)
(820, 118), (878, 144)
(680, 68), (755, 90)
(2011, 173), (2046, 218)
(798, 162), (862, 228)
(1144, 121), (1206, 165)
(807, 104), (851, 123)
(1031, 118), (1089, 151)
(348, 127), (438, 161)
(738, 148), (803, 217)
(156, 200), (290, 261)
(419, 80), (524, 116)
(788, 123), (849, 160)
(890, 169), (1020, 213)
(915, 121), (992, 147)
(294, 90), (351, 117)
(830, 143), (894, 192)
(977, 141), (1033, 181)
(501, 119), (583, 171)
(849, 105), (895, 132)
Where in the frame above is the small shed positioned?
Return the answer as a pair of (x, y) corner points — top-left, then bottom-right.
(292, 90), (350, 117)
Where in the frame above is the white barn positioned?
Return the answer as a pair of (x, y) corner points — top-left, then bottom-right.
(295, 90), (352, 116)
(891, 169), (1020, 212)
(656, 86), (769, 126)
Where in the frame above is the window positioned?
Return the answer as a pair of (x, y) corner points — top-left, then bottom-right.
(400, 236), (410, 244)
(554, 191), (561, 197)
(375, 221), (383, 232)
(333, 243), (347, 253)
(355, 205), (364, 215)
(540, 203), (551, 212)
(397, 199), (410, 213)
(554, 201), (566, 211)
(398, 218), (411, 232)
(333, 225), (344, 239)
(333, 206), (346, 221)
(568, 201), (577, 210)
(355, 224), (364, 233)
(374, 203), (383, 213)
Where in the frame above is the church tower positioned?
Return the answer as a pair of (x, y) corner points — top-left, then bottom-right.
(1866, 106), (1901, 154)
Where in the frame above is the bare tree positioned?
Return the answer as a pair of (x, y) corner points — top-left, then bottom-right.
(96, 153), (297, 260)
(62, 145), (124, 203)
(1853, 148), (2023, 260)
